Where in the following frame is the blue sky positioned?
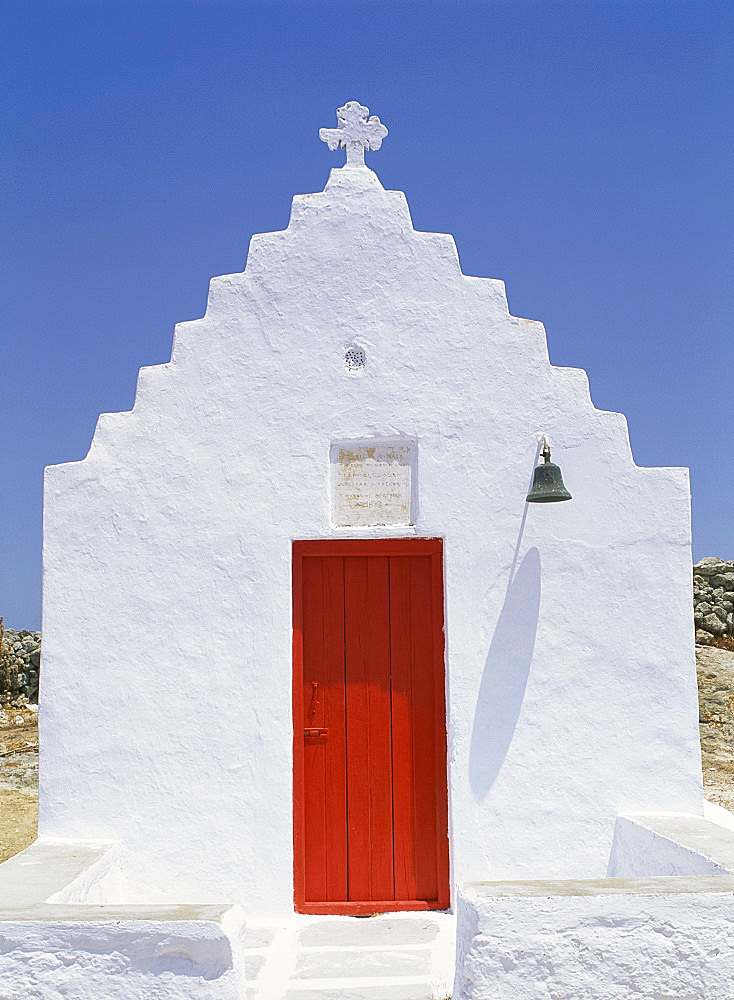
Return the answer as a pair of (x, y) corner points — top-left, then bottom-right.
(2, 0), (732, 629)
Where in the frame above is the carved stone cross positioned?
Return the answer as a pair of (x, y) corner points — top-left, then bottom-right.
(319, 101), (388, 167)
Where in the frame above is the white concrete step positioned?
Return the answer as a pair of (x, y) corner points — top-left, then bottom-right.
(244, 913), (455, 1000)
(284, 987), (436, 1000)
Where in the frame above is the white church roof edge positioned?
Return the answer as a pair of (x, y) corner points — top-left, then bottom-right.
(42, 102), (691, 492)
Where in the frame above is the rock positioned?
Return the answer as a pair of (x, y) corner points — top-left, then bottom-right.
(703, 614), (728, 635)
(697, 603), (712, 616)
(696, 557), (726, 570)
(13, 716), (23, 725)
(696, 629), (714, 644)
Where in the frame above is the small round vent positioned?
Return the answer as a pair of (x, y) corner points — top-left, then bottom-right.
(345, 346), (366, 372)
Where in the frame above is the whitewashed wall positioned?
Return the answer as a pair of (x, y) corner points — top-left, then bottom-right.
(39, 166), (703, 912)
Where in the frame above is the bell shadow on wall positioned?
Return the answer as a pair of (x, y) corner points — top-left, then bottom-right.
(469, 543), (541, 800)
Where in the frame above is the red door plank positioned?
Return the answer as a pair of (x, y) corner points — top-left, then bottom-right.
(344, 555), (394, 901)
(301, 556), (348, 902)
(428, 546), (450, 911)
(407, 554), (440, 900)
(389, 555), (441, 901)
(388, 554), (417, 901)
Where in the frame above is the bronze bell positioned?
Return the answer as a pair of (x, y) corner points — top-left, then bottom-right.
(526, 440), (572, 503)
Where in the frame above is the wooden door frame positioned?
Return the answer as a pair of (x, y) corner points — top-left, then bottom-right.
(292, 537), (449, 915)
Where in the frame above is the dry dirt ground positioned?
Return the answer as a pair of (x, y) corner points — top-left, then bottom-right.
(1, 646), (732, 865)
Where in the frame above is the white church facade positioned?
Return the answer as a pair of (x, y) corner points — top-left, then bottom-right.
(2, 102), (733, 1000)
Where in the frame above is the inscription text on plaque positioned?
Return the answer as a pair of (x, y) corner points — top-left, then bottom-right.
(331, 439), (415, 527)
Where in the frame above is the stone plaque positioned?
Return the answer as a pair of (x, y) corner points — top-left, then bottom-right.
(331, 440), (415, 527)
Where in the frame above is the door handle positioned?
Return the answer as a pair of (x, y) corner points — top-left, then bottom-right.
(304, 728), (328, 739)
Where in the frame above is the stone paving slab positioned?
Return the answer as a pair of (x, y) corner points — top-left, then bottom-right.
(298, 917), (439, 947)
(284, 987), (434, 1000)
(245, 925), (276, 949)
(245, 954), (266, 981)
(294, 947), (432, 979)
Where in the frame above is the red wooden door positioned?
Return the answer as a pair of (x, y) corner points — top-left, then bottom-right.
(293, 538), (449, 915)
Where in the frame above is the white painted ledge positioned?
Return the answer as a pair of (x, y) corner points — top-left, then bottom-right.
(0, 837), (119, 905)
(454, 876), (734, 1000)
(609, 811), (734, 876)
(0, 839), (247, 998)
(705, 798), (734, 831)
(0, 908), (247, 999)
(454, 815), (734, 999)
(460, 873), (734, 896)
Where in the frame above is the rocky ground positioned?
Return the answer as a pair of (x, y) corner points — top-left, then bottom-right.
(0, 704), (39, 863)
(0, 625), (41, 706)
(0, 647), (732, 865)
